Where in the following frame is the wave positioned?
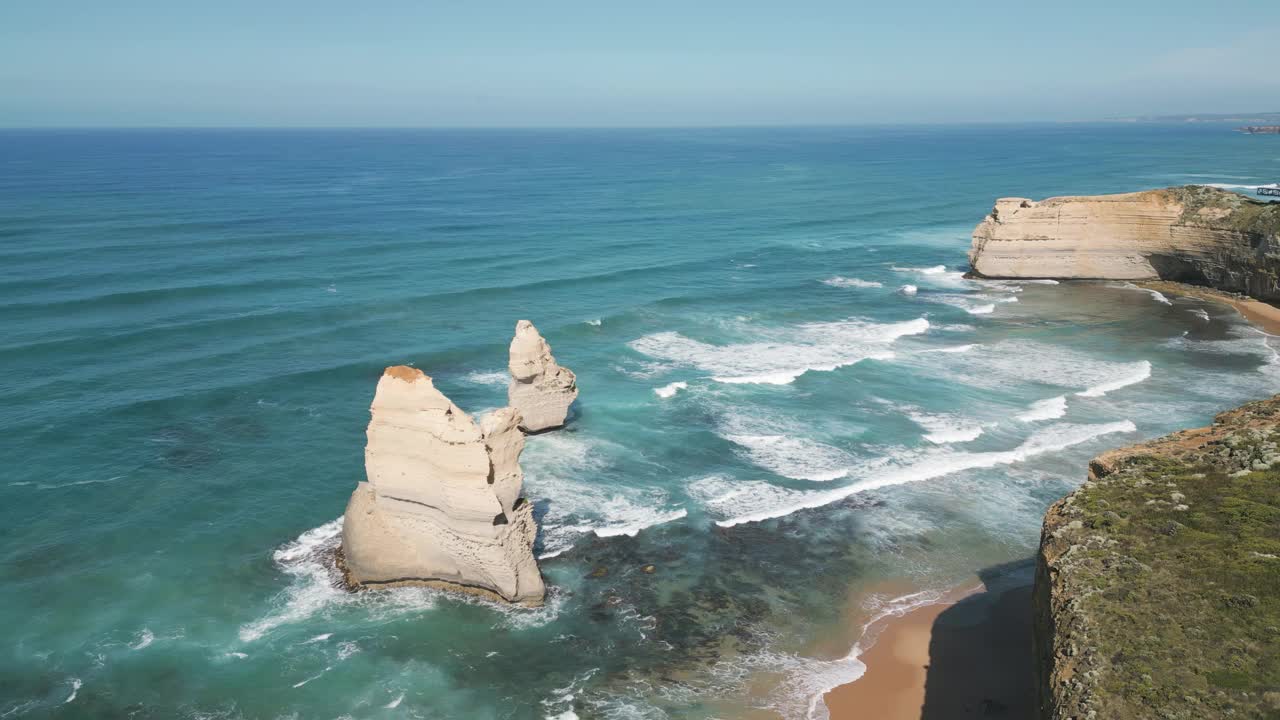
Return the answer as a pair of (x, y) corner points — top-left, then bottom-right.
(891, 265), (969, 287)
(1189, 308), (1211, 322)
(561, 508), (689, 538)
(1114, 282), (1173, 306)
(1017, 396), (1068, 422)
(902, 340), (1152, 398)
(585, 318), (602, 327)
(723, 434), (854, 482)
(917, 344), (978, 354)
(899, 284), (918, 296)
(701, 420), (1136, 527)
(1076, 361), (1152, 397)
(64, 679), (82, 705)
(628, 317), (928, 386)
(385, 694), (405, 709)
(464, 370), (509, 386)
(523, 433), (687, 558)
(129, 629), (155, 651)
(654, 381), (688, 398)
(906, 411), (984, 444)
(822, 277), (882, 289)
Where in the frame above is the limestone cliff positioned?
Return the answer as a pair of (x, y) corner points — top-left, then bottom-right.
(969, 186), (1280, 302)
(507, 320), (578, 432)
(340, 366), (545, 606)
(1035, 396), (1280, 719)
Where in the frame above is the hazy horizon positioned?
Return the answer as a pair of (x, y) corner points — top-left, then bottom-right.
(3, 1), (1278, 128)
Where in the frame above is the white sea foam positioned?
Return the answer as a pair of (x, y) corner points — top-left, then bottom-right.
(903, 339), (1152, 398)
(560, 507), (689, 538)
(899, 284), (918, 296)
(928, 293), (1016, 315)
(906, 411), (984, 444)
(628, 317), (928, 386)
(1017, 396), (1068, 422)
(654, 381), (688, 398)
(918, 344), (978, 354)
(64, 679), (82, 705)
(892, 264), (947, 275)
(464, 370), (509, 386)
(1076, 361), (1152, 397)
(1189, 308), (1211, 322)
(292, 667), (332, 688)
(1114, 282), (1173, 305)
(701, 421), (1136, 527)
(891, 265), (969, 287)
(129, 629), (155, 651)
(585, 318), (602, 327)
(385, 694), (405, 709)
(822, 277), (882, 289)
(724, 434), (853, 481)
(301, 633), (332, 644)
(523, 433), (686, 558)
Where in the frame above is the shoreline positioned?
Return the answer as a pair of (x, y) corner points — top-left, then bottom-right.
(822, 582), (1035, 720)
(1134, 280), (1280, 335)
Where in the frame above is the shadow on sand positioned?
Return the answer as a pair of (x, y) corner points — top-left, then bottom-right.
(920, 558), (1037, 719)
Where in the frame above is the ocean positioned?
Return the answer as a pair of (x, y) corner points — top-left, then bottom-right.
(1, 124), (1276, 719)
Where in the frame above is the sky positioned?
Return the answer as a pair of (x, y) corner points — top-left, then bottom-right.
(1, 0), (1278, 127)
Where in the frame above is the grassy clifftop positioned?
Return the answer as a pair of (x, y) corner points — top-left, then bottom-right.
(1035, 396), (1280, 719)
(1167, 185), (1280, 238)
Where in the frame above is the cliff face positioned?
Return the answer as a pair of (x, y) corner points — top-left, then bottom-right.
(969, 186), (1280, 302)
(1035, 396), (1280, 719)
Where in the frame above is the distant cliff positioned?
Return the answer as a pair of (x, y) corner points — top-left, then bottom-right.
(1034, 396), (1280, 719)
(968, 186), (1280, 302)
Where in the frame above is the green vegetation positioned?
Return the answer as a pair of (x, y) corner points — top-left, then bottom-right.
(1170, 184), (1280, 237)
(1062, 425), (1280, 718)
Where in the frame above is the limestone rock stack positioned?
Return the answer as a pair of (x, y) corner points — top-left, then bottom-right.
(340, 366), (545, 606)
(968, 186), (1280, 301)
(507, 320), (578, 432)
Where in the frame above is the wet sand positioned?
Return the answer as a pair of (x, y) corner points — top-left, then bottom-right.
(823, 584), (1034, 720)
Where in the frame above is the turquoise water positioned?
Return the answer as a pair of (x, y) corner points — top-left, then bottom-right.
(2, 125), (1277, 719)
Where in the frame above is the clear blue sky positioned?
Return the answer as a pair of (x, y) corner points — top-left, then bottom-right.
(2, 0), (1277, 127)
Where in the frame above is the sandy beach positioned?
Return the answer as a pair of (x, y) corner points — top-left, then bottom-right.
(1139, 280), (1280, 335)
(823, 583), (1035, 720)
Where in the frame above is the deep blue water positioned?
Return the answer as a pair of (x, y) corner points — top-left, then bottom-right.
(1, 125), (1277, 719)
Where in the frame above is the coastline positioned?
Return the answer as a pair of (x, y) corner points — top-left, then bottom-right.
(1135, 280), (1280, 335)
(822, 581), (1034, 720)
(821, 282), (1279, 720)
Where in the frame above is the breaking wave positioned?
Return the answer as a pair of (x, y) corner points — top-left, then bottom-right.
(1017, 396), (1068, 422)
(628, 317), (929, 385)
(822, 277), (882, 289)
(523, 433), (687, 558)
(1076, 361), (1152, 397)
(697, 420), (1137, 527)
(654, 381), (688, 399)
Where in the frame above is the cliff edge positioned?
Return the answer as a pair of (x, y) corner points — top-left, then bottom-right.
(969, 186), (1280, 302)
(1035, 395), (1280, 719)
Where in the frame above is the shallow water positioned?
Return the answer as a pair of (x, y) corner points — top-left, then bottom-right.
(1, 125), (1277, 719)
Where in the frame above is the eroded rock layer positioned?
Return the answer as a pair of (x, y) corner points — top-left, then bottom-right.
(969, 186), (1280, 301)
(1035, 395), (1280, 719)
(507, 320), (578, 432)
(340, 366), (545, 605)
